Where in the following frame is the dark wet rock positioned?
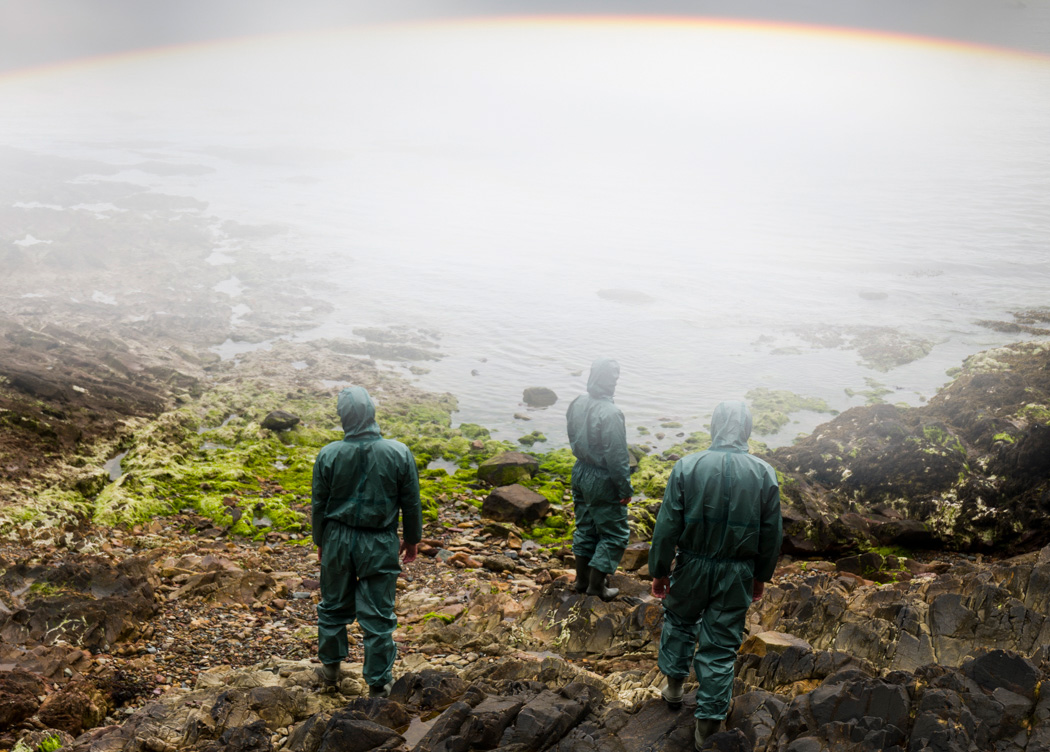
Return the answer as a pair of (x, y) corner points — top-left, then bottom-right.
(285, 712), (330, 752)
(698, 729), (752, 752)
(0, 668), (47, 729)
(727, 691), (784, 751)
(316, 709), (404, 752)
(37, 680), (109, 736)
(481, 484), (550, 524)
(390, 670), (468, 711)
(522, 387), (558, 408)
(338, 697), (410, 730)
(555, 698), (697, 752)
(962, 649), (1040, 699)
(770, 341), (1050, 555)
(477, 451), (540, 487)
(767, 674), (909, 751)
(212, 720), (274, 752)
(260, 410), (300, 431)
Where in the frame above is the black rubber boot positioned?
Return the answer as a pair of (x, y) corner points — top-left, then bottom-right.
(694, 718), (720, 749)
(661, 675), (684, 707)
(574, 556), (591, 593)
(319, 662), (340, 691)
(586, 567), (619, 601)
(369, 681), (392, 698)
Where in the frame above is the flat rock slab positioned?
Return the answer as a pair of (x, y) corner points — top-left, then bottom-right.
(481, 484), (550, 524)
(740, 631), (814, 658)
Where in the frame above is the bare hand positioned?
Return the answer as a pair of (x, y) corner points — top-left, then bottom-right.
(400, 540), (418, 564)
(619, 497), (632, 506)
(317, 546), (322, 564)
(651, 576), (670, 599)
(752, 579), (765, 602)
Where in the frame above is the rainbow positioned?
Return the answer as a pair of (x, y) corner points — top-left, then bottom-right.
(2, 14), (1047, 85)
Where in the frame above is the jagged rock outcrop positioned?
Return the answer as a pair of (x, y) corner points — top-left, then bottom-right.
(770, 341), (1050, 554)
(750, 548), (1050, 674)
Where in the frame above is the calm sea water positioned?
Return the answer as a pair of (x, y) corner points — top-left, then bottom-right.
(2, 23), (1049, 449)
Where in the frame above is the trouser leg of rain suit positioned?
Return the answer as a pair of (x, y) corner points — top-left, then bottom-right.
(571, 486), (598, 561)
(657, 553), (753, 720)
(586, 503), (630, 574)
(317, 524), (400, 689)
(571, 482), (630, 575)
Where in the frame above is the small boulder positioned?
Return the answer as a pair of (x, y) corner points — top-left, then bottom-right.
(36, 681), (109, 736)
(477, 452), (540, 487)
(481, 485), (550, 524)
(261, 410), (300, 431)
(522, 387), (558, 408)
(0, 669), (47, 729)
(620, 542), (650, 571)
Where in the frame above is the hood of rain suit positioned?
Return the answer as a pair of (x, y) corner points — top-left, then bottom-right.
(586, 358), (620, 400)
(338, 386), (383, 440)
(709, 401), (752, 452)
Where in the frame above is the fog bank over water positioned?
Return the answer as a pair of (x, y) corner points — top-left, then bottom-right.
(2, 21), (1049, 449)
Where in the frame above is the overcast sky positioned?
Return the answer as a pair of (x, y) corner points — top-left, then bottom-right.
(1, 0), (1049, 74)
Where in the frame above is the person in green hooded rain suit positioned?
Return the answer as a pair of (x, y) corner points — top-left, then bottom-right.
(312, 386), (422, 695)
(649, 401), (782, 749)
(566, 357), (633, 601)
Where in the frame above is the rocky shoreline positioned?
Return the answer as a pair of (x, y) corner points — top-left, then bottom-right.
(0, 328), (1047, 750)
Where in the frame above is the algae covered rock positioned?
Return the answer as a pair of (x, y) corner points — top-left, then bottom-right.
(260, 410), (300, 431)
(771, 340), (1050, 555)
(481, 484), (550, 524)
(477, 451), (540, 487)
(522, 386), (558, 408)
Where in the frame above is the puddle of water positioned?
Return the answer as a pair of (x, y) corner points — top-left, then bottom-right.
(426, 458), (461, 475)
(291, 361), (309, 370)
(320, 379), (353, 390)
(103, 451), (128, 481)
(198, 414), (240, 434)
(202, 441), (231, 450)
(210, 338), (274, 360)
(401, 715), (438, 747)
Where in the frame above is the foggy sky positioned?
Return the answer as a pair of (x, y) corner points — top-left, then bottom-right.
(1, 0), (1048, 74)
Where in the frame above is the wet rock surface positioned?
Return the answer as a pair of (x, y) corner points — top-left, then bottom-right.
(771, 341), (1050, 554)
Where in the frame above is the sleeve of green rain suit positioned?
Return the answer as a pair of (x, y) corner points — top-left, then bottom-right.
(311, 449), (332, 547)
(398, 451), (423, 545)
(603, 407), (634, 500)
(754, 479), (782, 582)
(649, 462), (685, 579)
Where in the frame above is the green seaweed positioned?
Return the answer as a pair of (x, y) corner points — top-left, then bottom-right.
(747, 388), (836, 436)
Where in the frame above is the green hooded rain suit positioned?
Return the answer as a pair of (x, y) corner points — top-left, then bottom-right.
(650, 400), (782, 720)
(312, 386), (422, 689)
(566, 358), (634, 575)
